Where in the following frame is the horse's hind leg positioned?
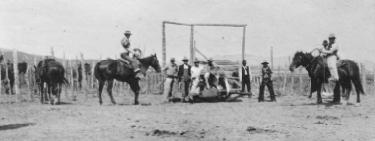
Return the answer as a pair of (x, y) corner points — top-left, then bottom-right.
(333, 83), (341, 103)
(341, 82), (351, 105)
(98, 80), (105, 105)
(106, 80), (116, 105)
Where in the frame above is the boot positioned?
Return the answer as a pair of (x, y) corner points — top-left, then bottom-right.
(134, 69), (144, 80)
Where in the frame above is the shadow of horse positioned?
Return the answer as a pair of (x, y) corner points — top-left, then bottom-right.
(0, 123), (35, 131)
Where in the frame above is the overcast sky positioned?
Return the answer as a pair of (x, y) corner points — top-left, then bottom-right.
(0, 0), (374, 62)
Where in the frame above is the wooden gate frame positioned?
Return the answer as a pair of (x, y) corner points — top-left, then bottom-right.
(161, 21), (247, 66)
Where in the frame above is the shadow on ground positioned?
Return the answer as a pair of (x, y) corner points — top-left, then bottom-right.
(0, 123), (35, 131)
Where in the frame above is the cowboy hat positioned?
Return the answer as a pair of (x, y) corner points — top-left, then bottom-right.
(328, 33), (336, 39)
(261, 60), (269, 64)
(124, 30), (132, 35)
(182, 57), (189, 61)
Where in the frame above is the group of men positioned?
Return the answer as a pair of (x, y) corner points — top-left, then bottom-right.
(162, 57), (277, 103)
(163, 57), (221, 102)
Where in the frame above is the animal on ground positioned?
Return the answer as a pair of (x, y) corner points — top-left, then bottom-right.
(94, 54), (161, 105)
(289, 51), (364, 104)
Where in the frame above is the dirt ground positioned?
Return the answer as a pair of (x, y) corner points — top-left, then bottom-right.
(1, 92), (375, 141)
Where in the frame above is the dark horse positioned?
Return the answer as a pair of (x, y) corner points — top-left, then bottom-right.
(94, 54), (161, 105)
(289, 51), (364, 104)
(35, 59), (68, 104)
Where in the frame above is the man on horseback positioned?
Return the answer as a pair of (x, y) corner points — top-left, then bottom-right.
(320, 33), (339, 82)
(120, 30), (143, 79)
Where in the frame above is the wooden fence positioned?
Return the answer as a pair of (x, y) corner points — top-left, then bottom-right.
(1, 49), (375, 102)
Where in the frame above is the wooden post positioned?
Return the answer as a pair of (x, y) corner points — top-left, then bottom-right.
(50, 47), (55, 58)
(270, 46), (274, 70)
(162, 22), (166, 67)
(190, 25), (195, 64)
(360, 63), (367, 93)
(290, 74), (294, 94)
(13, 49), (20, 101)
(241, 26), (246, 61)
(80, 53), (88, 100)
(25, 65), (31, 101)
(91, 61), (95, 89)
(0, 64), (2, 94)
(299, 73), (303, 94)
(282, 72), (287, 94)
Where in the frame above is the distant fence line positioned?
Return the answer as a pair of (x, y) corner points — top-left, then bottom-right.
(1, 49), (375, 102)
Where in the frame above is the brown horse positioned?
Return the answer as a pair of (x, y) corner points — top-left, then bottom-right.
(35, 59), (68, 104)
(94, 54), (161, 105)
(289, 51), (364, 104)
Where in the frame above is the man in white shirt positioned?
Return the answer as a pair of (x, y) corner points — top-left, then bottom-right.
(163, 58), (178, 102)
(320, 33), (339, 82)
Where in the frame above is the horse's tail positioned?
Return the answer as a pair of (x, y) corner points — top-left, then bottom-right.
(351, 61), (365, 95)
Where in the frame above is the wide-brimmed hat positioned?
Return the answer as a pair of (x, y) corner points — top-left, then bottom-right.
(124, 30), (132, 35)
(328, 33), (335, 39)
(182, 57), (189, 61)
(261, 60), (269, 64)
(207, 57), (214, 62)
(193, 58), (200, 63)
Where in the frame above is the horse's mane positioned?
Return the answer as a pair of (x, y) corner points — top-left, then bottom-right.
(138, 54), (156, 64)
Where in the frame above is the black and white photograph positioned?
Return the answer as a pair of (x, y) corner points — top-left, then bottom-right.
(1, 0), (375, 140)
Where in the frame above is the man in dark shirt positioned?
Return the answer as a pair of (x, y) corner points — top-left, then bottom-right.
(258, 60), (276, 102)
(177, 57), (191, 102)
(240, 60), (251, 95)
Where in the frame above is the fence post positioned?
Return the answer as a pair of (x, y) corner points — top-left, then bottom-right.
(290, 74), (294, 94)
(360, 63), (367, 94)
(282, 72), (287, 94)
(13, 49), (20, 101)
(0, 63), (2, 95)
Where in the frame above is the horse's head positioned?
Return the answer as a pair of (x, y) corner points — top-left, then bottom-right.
(140, 54), (161, 73)
(150, 54), (161, 73)
(289, 51), (311, 72)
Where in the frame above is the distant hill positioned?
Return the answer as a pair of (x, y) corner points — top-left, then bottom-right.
(0, 48), (98, 66)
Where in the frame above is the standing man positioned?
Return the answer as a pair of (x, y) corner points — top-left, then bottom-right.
(240, 60), (252, 95)
(320, 33), (340, 82)
(120, 30), (143, 79)
(178, 57), (191, 102)
(163, 58), (178, 102)
(258, 60), (276, 102)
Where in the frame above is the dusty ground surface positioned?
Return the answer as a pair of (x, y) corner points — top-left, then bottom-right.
(1, 92), (375, 141)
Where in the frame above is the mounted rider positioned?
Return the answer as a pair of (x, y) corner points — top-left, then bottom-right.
(120, 30), (143, 79)
(320, 33), (339, 82)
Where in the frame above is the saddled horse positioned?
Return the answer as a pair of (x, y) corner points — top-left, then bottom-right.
(94, 54), (161, 105)
(35, 59), (68, 104)
(289, 51), (364, 104)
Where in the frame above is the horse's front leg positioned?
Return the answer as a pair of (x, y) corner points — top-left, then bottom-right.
(316, 80), (323, 104)
(130, 81), (140, 105)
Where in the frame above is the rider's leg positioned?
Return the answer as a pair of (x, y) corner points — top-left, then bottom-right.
(123, 55), (143, 78)
(327, 56), (339, 81)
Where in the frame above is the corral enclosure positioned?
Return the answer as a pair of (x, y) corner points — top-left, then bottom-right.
(2, 49), (375, 141)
